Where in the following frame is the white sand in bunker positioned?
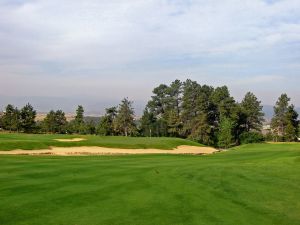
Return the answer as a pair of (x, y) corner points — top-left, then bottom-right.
(53, 138), (86, 142)
(0, 145), (217, 156)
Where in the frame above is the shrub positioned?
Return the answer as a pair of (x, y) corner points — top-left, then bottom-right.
(239, 132), (264, 144)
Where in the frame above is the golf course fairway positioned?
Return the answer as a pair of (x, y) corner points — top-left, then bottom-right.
(0, 143), (299, 225)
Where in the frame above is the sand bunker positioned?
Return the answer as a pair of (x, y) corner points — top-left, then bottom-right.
(0, 145), (217, 156)
(54, 138), (86, 142)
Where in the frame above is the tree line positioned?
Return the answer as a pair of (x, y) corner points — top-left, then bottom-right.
(0, 79), (299, 147)
(139, 79), (298, 147)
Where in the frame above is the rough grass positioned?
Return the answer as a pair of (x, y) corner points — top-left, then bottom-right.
(0, 143), (299, 225)
(0, 133), (203, 150)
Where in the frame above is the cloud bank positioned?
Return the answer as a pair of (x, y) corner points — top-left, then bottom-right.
(0, 0), (299, 112)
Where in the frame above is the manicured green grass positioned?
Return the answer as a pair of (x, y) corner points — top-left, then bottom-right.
(0, 143), (299, 225)
(0, 133), (202, 150)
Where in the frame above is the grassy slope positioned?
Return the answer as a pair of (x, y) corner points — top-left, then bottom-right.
(0, 143), (299, 225)
(0, 133), (202, 150)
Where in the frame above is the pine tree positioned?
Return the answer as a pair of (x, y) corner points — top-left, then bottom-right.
(140, 108), (157, 137)
(271, 94), (299, 141)
(3, 104), (14, 131)
(74, 105), (85, 134)
(218, 117), (234, 149)
(20, 103), (36, 133)
(284, 105), (299, 141)
(240, 92), (265, 132)
(97, 107), (117, 136)
(43, 110), (67, 133)
(114, 98), (136, 136)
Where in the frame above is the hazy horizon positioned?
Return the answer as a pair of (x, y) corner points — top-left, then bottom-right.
(0, 1), (299, 113)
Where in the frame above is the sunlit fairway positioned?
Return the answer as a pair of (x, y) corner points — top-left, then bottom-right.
(0, 133), (203, 150)
(0, 143), (299, 225)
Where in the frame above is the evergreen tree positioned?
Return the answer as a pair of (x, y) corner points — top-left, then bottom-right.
(43, 110), (67, 133)
(166, 109), (182, 137)
(73, 105), (85, 134)
(181, 79), (201, 122)
(2, 104), (20, 132)
(285, 122), (297, 142)
(55, 110), (67, 133)
(97, 116), (112, 136)
(188, 113), (214, 145)
(147, 84), (170, 117)
(114, 98), (136, 136)
(211, 86), (236, 120)
(218, 117), (234, 148)
(284, 105), (299, 141)
(240, 92), (265, 132)
(167, 79), (182, 118)
(180, 80), (215, 140)
(97, 107), (117, 136)
(271, 94), (298, 141)
(20, 103), (36, 133)
(43, 110), (56, 133)
(140, 108), (157, 137)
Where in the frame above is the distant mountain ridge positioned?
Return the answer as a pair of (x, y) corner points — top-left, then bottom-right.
(1, 96), (299, 120)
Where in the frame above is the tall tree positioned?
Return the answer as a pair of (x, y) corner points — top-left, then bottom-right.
(20, 103), (36, 133)
(271, 94), (290, 137)
(284, 105), (299, 141)
(97, 107), (117, 136)
(75, 105), (84, 124)
(43, 110), (56, 133)
(43, 110), (67, 133)
(55, 110), (67, 133)
(167, 79), (182, 117)
(73, 105), (85, 134)
(211, 86), (236, 120)
(188, 113), (214, 145)
(2, 104), (20, 132)
(166, 109), (182, 137)
(240, 92), (265, 132)
(140, 107), (157, 137)
(218, 117), (234, 149)
(114, 98), (136, 136)
(181, 79), (201, 121)
(147, 84), (170, 117)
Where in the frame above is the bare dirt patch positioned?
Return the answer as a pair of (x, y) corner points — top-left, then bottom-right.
(53, 138), (86, 142)
(0, 145), (217, 156)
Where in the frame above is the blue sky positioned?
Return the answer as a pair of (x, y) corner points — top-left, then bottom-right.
(0, 0), (299, 113)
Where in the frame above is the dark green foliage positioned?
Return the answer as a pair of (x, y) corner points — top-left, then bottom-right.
(239, 132), (264, 144)
(114, 98), (137, 136)
(97, 107), (117, 136)
(85, 121), (96, 134)
(271, 94), (299, 141)
(43, 110), (67, 134)
(68, 105), (86, 134)
(211, 86), (236, 120)
(188, 113), (214, 145)
(97, 116), (112, 135)
(240, 92), (265, 132)
(218, 117), (234, 148)
(140, 108), (157, 137)
(20, 103), (36, 133)
(1, 104), (21, 132)
(1, 81), (298, 145)
(147, 80), (242, 146)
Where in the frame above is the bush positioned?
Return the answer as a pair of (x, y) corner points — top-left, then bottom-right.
(239, 132), (264, 144)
